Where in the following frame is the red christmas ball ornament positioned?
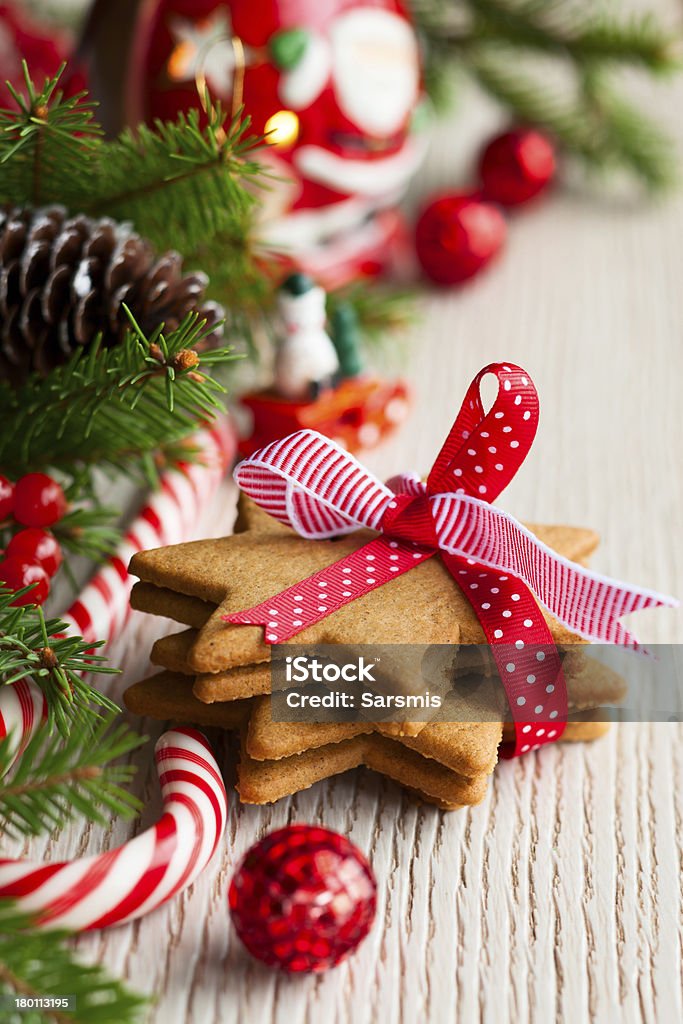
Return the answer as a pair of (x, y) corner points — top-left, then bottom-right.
(13, 474), (67, 528)
(478, 128), (556, 207)
(0, 474), (14, 520)
(415, 193), (507, 286)
(0, 556), (50, 605)
(229, 824), (377, 973)
(6, 529), (63, 577)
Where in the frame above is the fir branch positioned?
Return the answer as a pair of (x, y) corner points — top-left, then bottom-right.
(52, 505), (121, 564)
(0, 312), (235, 479)
(466, 45), (676, 191)
(0, 594), (119, 736)
(411, 0), (680, 190)
(0, 903), (146, 1024)
(0, 715), (144, 838)
(579, 68), (676, 191)
(0, 63), (102, 209)
(462, 1), (679, 71)
(0, 716), (143, 835)
(83, 102), (262, 259)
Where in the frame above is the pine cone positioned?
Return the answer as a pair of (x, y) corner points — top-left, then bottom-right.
(0, 205), (224, 388)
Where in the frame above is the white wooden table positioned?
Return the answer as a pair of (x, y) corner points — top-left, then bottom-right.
(9, 3), (683, 1020)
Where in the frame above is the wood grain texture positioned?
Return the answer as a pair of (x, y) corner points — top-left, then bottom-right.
(5, 2), (683, 1019)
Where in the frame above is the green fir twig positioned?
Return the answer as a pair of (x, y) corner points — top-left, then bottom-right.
(0, 903), (146, 1024)
(0, 594), (119, 735)
(0, 311), (235, 479)
(0, 715), (144, 838)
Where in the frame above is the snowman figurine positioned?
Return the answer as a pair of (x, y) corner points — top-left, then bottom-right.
(274, 273), (340, 401)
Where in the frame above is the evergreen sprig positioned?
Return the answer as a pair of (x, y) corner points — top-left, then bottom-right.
(0, 65), (102, 209)
(0, 903), (146, 1024)
(0, 715), (144, 839)
(51, 504), (122, 564)
(0, 66), (267, 323)
(412, 0), (680, 189)
(0, 310), (235, 480)
(0, 592), (119, 735)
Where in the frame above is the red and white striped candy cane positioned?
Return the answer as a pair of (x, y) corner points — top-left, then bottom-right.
(61, 417), (236, 645)
(0, 727), (227, 931)
(0, 679), (46, 773)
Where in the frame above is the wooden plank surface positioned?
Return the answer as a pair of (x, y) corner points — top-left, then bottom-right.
(6, 3), (683, 1020)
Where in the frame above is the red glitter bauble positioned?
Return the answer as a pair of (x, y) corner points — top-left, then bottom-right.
(415, 193), (507, 286)
(229, 824), (377, 973)
(478, 128), (556, 207)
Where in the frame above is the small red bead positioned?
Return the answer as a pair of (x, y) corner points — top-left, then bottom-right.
(13, 473), (67, 528)
(415, 193), (507, 286)
(0, 475), (14, 520)
(0, 557), (50, 605)
(6, 529), (63, 577)
(479, 128), (556, 207)
(229, 824), (377, 973)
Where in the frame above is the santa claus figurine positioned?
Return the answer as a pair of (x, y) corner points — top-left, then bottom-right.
(274, 273), (339, 400)
(78, 0), (424, 286)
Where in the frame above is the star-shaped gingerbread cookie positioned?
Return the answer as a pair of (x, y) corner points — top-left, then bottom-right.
(129, 495), (599, 677)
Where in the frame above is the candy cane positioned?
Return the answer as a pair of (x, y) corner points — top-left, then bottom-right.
(0, 727), (227, 931)
(0, 679), (46, 774)
(61, 417), (236, 645)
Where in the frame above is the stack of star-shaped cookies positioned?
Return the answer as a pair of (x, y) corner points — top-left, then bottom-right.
(124, 497), (625, 810)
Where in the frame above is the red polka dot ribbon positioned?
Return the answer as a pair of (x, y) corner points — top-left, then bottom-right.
(225, 363), (676, 756)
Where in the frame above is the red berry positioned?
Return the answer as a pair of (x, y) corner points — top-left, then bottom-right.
(229, 824), (377, 973)
(0, 475), (14, 520)
(6, 529), (63, 577)
(0, 557), (50, 605)
(415, 193), (507, 286)
(479, 128), (556, 207)
(13, 473), (67, 528)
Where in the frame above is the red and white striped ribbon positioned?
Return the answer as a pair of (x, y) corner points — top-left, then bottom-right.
(0, 726), (227, 931)
(61, 418), (235, 644)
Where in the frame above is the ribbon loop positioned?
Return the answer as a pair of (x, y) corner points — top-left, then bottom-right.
(427, 362), (539, 501)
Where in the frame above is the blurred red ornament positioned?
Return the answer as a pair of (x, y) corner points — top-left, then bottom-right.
(79, 0), (425, 286)
(415, 193), (507, 286)
(479, 128), (556, 207)
(0, 556), (50, 605)
(6, 528), (62, 577)
(13, 473), (67, 529)
(229, 824), (377, 973)
(0, 2), (73, 94)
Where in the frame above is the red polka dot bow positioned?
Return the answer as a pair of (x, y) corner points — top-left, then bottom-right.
(226, 363), (676, 756)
